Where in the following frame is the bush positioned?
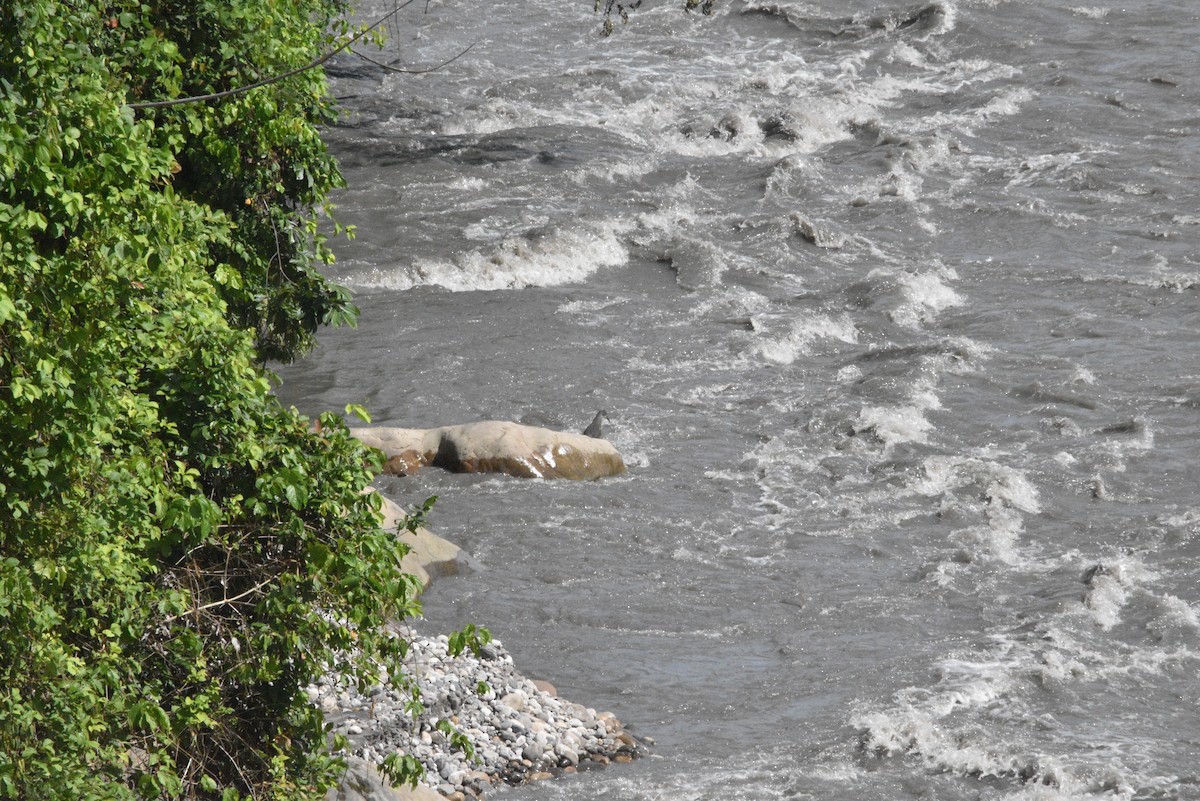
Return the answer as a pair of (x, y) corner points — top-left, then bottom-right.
(0, 2), (420, 798)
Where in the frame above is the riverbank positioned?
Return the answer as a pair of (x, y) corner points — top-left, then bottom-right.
(318, 631), (648, 800)
(324, 473), (643, 799)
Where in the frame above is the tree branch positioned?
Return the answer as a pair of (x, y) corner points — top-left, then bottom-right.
(128, 0), (420, 111)
(347, 41), (476, 75)
(162, 576), (276, 625)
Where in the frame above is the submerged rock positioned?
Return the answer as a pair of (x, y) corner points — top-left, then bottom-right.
(372, 492), (471, 590)
(353, 422), (626, 481)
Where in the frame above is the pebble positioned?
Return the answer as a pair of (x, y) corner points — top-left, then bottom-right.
(554, 743), (579, 766)
(310, 633), (646, 797)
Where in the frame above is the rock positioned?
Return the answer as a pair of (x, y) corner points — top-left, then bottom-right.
(353, 427), (442, 469)
(531, 679), (557, 696)
(372, 492), (470, 590)
(327, 758), (444, 801)
(553, 743), (579, 766)
(790, 212), (847, 249)
(353, 422), (626, 481)
(499, 690), (527, 712)
(385, 449), (427, 477)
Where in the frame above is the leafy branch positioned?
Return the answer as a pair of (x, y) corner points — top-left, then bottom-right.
(128, 0), (422, 110)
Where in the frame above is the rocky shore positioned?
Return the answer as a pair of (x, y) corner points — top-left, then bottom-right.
(324, 424), (641, 800)
(317, 634), (648, 800)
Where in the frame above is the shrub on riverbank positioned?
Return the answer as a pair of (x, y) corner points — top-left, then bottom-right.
(0, 2), (420, 798)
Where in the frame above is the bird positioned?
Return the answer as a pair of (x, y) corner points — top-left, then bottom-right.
(582, 409), (609, 439)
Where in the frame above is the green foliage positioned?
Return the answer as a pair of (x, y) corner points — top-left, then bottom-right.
(378, 753), (424, 789)
(0, 2), (421, 798)
(97, 0), (361, 363)
(343, 402), (372, 425)
(448, 624), (493, 659)
(403, 495), (439, 534)
(434, 719), (475, 762)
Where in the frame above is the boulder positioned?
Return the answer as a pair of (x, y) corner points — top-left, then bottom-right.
(371, 491), (468, 590)
(353, 421), (626, 481)
(355, 428), (442, 477)
(326, 758), (443, 801)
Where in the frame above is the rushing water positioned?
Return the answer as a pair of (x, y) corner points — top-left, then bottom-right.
(273, 1), (1200, 798)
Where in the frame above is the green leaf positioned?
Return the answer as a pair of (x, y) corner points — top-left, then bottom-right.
(0, 291), (15, 324)
(307, 541), (331, 570)
(380, 752), (423, 789)
(344, 402), (371, 424)
(448, 624), (492, 658)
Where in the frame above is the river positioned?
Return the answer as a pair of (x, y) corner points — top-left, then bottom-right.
(274, 2), (1200, 798)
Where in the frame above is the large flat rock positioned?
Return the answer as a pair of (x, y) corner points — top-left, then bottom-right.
(353, 421), (626, 481)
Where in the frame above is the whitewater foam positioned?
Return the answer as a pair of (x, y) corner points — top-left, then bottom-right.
(753, 312), (859, 364)
(890, 267), (964, 328)
(355, 221), (631, 292)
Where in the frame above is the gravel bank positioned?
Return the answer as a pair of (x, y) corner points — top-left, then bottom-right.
(312, 633), (648, 799)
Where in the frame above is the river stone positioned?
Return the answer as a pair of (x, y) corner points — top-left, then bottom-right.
(499, 690), (528, 712)
(352, 422), (626, 481)
(521, 741), (544, 763)
(554, 743), (579, 766)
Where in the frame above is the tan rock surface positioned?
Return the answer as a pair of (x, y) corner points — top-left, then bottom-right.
(353, 428), (440, 472)
(353, 421), (626, 481)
